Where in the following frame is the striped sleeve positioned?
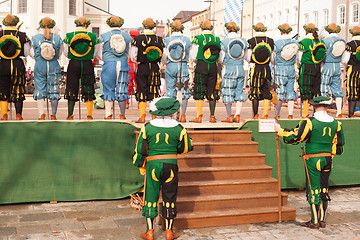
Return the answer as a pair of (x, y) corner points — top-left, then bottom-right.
(332, 121), (345, 156)
(177, 125), (193, 154)
(278, 118), (312, 145)
(133, 126), (149, 168)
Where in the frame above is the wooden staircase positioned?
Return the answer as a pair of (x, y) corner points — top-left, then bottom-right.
(174, 129), (296, 229)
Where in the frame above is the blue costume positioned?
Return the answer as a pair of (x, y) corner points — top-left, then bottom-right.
(274, 37), (297, 101)
(163, 33), (191, 100)
(99, 28), (132, 119)
(31, 32), (62, 101)
(321, 34), (346, 117)
(220, 34), (248, 104)
(273, 36), (298, 118)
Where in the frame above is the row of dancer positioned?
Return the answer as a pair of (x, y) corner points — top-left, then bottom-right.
(0, 14), (359, 121)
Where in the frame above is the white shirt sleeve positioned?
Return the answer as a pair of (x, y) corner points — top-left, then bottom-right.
(23, 42), (31, 57)
(29, 46), (35, 59)
(129, 45), (138, 63)
(218, 50), (225, 64)
(189, 44), (199, 62)
(270, 51), (276, 65)
(63, 43), (69, 58)
(296, 51), (303, 69)
(94, 43), (101, 60)
(161, 49), (167, 66)
(341, 51), (350, 68)
(244, 49), (252, 63)
(59, 43), (64, 57)
(96, 43), (103, 61)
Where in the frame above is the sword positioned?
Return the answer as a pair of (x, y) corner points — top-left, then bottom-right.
(300, 146), (315, 203)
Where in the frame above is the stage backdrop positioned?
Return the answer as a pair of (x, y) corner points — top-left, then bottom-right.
(239, 119), (359, 189)
(0, 121), (143, 204)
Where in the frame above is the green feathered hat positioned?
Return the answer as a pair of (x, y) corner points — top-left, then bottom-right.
(253, 22), (267, 32)
(149, 97), (180, 116)
(325, 23), (341, 34)
(309, 96), (334, 106)
(349, 26), (360, 36)
(303, 23), (319, 32)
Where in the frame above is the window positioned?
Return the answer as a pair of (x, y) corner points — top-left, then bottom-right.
(351, 2), (359, 23)
(323, 9), (329, 26)
(277, 11), (282, 26)
(263, 15), (266, 27)
(69, 0), (76, 16)
(313, 11), (318, 27)
(285, 9), (289, 23)
(293, 6), (298, 25)
(92, 27), (100, 38)
(337, 5), (346, 25)
(269, 14), (273, 29)
(304, 13), (309, 24)
(18, 0), (27, 13)
(42, 0), (54, 13)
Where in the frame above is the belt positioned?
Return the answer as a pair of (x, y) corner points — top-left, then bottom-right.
(303, 153), (331, 160)
(146, 154), (177, 161)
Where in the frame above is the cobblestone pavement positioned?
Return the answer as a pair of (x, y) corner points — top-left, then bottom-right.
(0, 186), (359, 240)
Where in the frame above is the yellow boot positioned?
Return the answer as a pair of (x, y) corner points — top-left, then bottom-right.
(261, 99), (270, 119)
(136, 102), (147, 123)
(86, 100), (93, 120)
(0, 101), (8, 120)
(190, 100), (204, 123)
(302, 100), (309, 119)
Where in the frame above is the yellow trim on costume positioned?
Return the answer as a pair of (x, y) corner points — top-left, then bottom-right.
(143, 46), (163, 58)
(332, 131), (338, 156)
(164, 133), (169, 144)
(251, 42), (271, 64)
(300, 119), (312, 142)
(165, 170), (174, 183)
(311, 42), (326, 64)
(144, 32), (155, 35)
(179, 128), (189, 153)
(155, 133), (160, 144)
(4, 27), (18, 31)
(152, 169), (159, 181)
(0, 35), (21, 59)
(69, 33), (92, 57)
(133, 126), (147, 164)
(316, 159), (321, 171)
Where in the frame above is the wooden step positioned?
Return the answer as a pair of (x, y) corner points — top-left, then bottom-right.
(176, 193), (288, 212)
(188, 130), (252, 142)
(178, 178), (278, 196)
(174, 206), (296, 229)
(177, 153), (266, 168)
(189, 141), (259, 155)
(179, 165), (273, 181)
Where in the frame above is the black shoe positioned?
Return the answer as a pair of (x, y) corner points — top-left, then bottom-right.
(300, 221), (320, 229)
(319, 220), (326, 228)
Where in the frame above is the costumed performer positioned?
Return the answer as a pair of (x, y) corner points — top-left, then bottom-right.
(219, 21), (248, 123)
(63, 16), (99, 120)
(129, 17), (165, 123)
(189, 20), (221, 123)
(321, 23), (346, 118)
(98, 16), (132, 120)
(297, 23), (326, 118)
(30, 16), (63, 120)
(275, 96), (344, 229)
(341, 26), (360, 118)
(245, 22), (274, 119)
(133, 97), (193, 240)
(271, 23), (298, 119)
(0, 14), (30, 120)
(127, 30), (140, 109)
(162, 20), (191, 122)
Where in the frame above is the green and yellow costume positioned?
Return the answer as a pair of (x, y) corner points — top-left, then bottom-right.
(278, 98), (344, 225)
(133, 97), (193, 234)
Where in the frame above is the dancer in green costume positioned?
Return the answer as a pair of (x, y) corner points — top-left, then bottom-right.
(133, 97), (193, 240)
(275, 96), (344, 229)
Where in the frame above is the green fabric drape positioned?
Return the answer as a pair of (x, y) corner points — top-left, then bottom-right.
(0, 121), (143, 204)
